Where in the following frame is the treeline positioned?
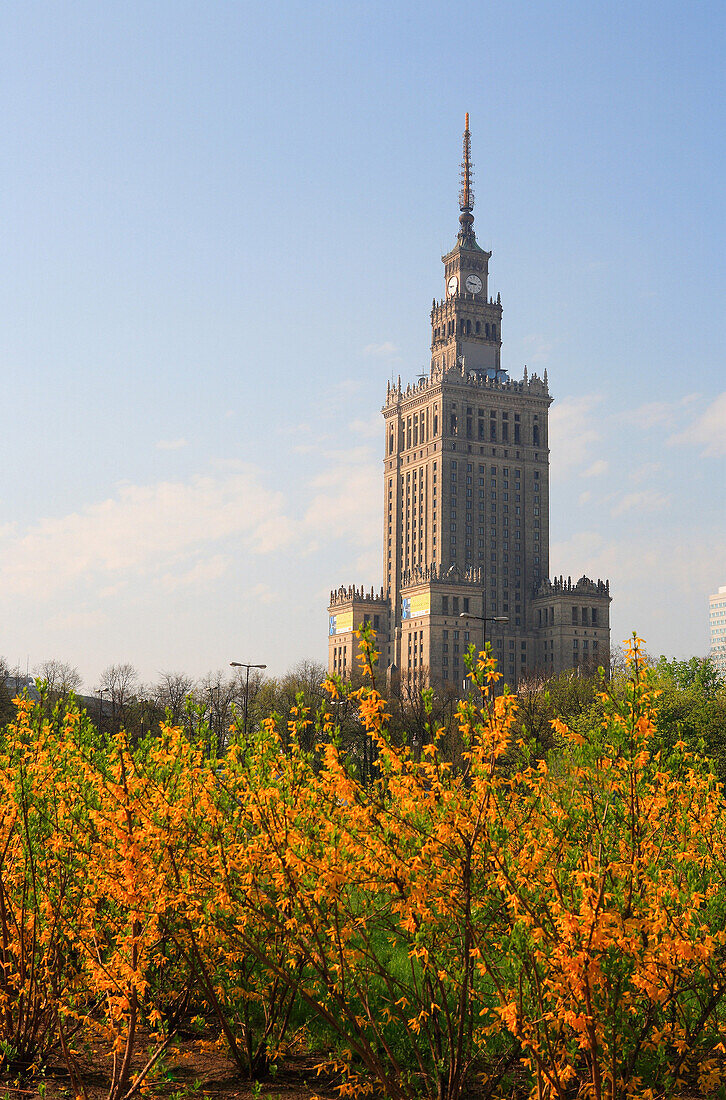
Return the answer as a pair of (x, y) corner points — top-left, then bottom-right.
(515, 650), (726, 779)
(1, 632), (726, 1100)
(2, 648), (725, 781)
(0, 655), (328, 753)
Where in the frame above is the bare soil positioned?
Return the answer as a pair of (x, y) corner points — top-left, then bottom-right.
(1, 1033), (340, 1100)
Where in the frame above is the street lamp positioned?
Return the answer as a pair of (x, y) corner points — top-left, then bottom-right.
(458, 613), (509, 692)
(97, 686), (108, 730)
(459, 612), (509, 651)
(230, 662), (267, 741)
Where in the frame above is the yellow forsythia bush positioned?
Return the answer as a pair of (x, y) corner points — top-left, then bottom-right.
(0, 630), (725, 1100)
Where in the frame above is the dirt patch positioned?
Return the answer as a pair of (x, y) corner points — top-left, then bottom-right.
(1, 1033), (341, 1100)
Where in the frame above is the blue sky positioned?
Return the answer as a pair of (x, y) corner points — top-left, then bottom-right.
(1, 1), (724, 687)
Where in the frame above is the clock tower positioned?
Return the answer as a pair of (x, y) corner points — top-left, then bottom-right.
(431, 113), (503, 379)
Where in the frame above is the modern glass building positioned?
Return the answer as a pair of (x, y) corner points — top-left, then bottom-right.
(709, 586), (726, 676)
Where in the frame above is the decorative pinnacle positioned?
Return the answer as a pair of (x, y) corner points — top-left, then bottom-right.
(458, 113), (476, 246)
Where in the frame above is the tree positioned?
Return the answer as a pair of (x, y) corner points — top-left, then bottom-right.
(512, 665), (602, 763)
(35, 659), (82, 713)
(152, 671), (195, 728)
(0, 657), (13, 728)
(255, 660), (325, 752)
(98, 663), (139, 730)
(197, 670), (238, 756)
(648, 659), (726, 783)
(386, 666), (462, 760)
(655, 653), (724, 698)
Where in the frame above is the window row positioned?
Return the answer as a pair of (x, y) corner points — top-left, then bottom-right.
(433, 319), (498, 340)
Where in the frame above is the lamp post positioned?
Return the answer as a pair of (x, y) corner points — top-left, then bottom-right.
(230, 662), (267, 741)
(459, 612), (509, 651)
(458, 613), (509, 692)
(97, 687), (108, 731)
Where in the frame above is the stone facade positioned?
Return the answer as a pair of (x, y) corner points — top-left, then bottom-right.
(328, 118), (611, 688)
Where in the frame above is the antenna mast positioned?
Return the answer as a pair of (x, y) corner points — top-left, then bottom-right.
(459, 112), (473, 212)
(458, 113), (476, 246)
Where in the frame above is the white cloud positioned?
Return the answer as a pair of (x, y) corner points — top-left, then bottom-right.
(332, 378), (363, 397)
(155, 438), (188, 451)
(252, 515), (300, 554)
(362, 341), (398, 358)
(304, 451), (379, 547)
(552, 529), (716, 603)
(622, 393), (699, 431)
(550, 530), (608, 578)
(610, 491), (670, 517)
(582, 459), (608, 478)
(0, 468), (294, 598)
(45, 608), (108, 632)
(520, 333), (556, 364)
(624, 402), (674, 429)
(160, 555), (230, 592)
(352, 547), (382, 580)
(628, 461), (661, 485)
(210, 458), (248, 472)
(579, 490), (592, 505)
(349, 414), (380, 439)
(0, 435), (385, 611)
(551, 528), (722, 656)
(549, 395), (603, 480)
(0, 440), (388, 610)
(669, 391), (726, 457)
(244, 583), (280, 605)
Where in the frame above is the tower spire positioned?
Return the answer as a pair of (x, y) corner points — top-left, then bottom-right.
(458, 112), (476, 247)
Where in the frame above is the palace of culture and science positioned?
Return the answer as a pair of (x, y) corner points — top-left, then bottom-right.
(328, 118), (611, 688)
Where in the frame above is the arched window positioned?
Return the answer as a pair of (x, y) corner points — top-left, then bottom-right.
(533, 425), (540, 446)
(485, 323), (490, 337)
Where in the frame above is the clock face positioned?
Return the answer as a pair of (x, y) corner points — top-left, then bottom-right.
(465, 273), (483, 294)
(447, 275), (458, 297)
